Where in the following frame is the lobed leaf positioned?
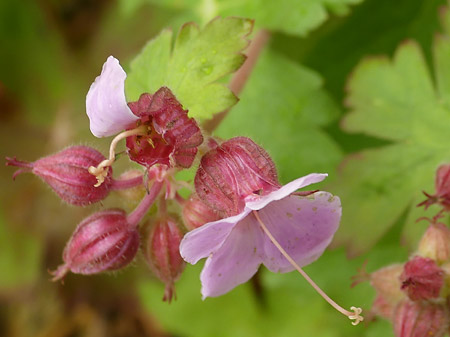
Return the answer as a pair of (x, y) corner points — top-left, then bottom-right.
(120, 0), (363, 37)
(332, 14), (450, 255)
(126, 17), (253, 119)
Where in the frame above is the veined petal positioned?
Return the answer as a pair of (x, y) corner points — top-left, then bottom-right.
(86, 56), (139, 138)
(258, 192), (341, 273)
(180, 209), (251, 265)
(200, 214), (264, 298)
(246, 173), (327, 211)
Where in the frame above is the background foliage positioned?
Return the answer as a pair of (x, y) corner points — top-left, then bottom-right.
(0, 0), (448, 336)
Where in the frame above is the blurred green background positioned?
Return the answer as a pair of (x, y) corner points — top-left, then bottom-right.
(1, 0), (447, 336)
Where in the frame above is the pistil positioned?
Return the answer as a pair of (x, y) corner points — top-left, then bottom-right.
(89, 125), (149, 187)
(252, 210), (364, 326)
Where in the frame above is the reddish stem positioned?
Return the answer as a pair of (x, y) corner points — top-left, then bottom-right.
(203, 30), (271, 133)
(111, 175), (144, 190)
(127, 180), (164, 227)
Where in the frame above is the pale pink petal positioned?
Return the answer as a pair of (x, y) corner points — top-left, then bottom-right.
(200, 214), (264, 298)
(246, 173), (327, 210)
(86, 56), (139, 137)
(180, 209), (251, 264)
(256, 192), (341, 273)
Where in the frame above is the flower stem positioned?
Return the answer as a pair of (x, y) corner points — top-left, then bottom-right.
(203, 30), (271, 133)
(252, 210), (363, 326)
(111, 174), (144, 190)
(127, 180), (164, 227)
(89, 125), (149, 187)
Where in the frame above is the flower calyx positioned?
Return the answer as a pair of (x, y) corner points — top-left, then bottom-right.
(51, 209), (140, 281)
(6, 146), (113, 206)
(144, 216), (185, 302)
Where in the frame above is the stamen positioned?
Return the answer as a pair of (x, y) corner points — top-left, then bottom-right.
(252, 210), (363, 326)
(88, 125), (149, 187)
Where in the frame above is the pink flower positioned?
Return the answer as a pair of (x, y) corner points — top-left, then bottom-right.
(179, 138), (341, 299)
(85, 56), (202, 171)
(86, 56), (139, 138)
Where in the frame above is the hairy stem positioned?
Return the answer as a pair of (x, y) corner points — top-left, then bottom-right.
(127, 180), (164, 227)
(111, 175), (144, 190)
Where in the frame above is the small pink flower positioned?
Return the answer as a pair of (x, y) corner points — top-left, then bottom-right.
(180, 137), (341, 299)
(85, 56), (202, 170)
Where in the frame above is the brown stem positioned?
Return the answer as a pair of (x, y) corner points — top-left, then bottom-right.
(203, 30), (271, 133)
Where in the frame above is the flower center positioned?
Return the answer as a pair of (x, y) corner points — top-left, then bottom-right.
(89, 125), (149, 187)
(252, 210), (364, 326)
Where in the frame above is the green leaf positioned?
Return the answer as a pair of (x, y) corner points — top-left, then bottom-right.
(331, 24), (450, 255)
(215, 48), (342, 183)
(125, 17), (253, 119)
(119, 0), (363, 37)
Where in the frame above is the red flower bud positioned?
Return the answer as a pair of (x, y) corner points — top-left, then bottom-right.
(51, 209), (139, 280)
(144, 216), (185, 302)
(400, 256), (444, 301)
(419, 165), (450, 210)
(393, 300), (448, 337)
(195, 137), (280, 216)
(182, 194), (221, 231)
(418, 223), (450, 264)
(6, 146), (112, 206)
(126, 87), (203, 169)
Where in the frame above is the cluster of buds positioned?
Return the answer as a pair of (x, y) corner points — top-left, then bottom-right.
(6, 56), (205, 300)
(5, 53), (360, 324)
(366, 223), (450, 337)
(360, 165), (450, 336)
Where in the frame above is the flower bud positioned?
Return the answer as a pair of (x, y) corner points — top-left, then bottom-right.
(419, 165), (450, 210)
(418, 223), (450, 264)
(6, 146), (112, 206)
(370, 264), (405, 319)
(51, 209), (139, 280)
(393, 300), (448, 337)
(400, 256), (444, 301)
(195, 137), (280, 216)
(145, 216), (185, 302)
(182, 194), (221, 231)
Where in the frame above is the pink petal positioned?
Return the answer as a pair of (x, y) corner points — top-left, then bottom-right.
(257, 192), (341, 273)
(179, 209), (251, 265)
(86, 56), (139, 137)
(246, 173), (328, 210)
(200, 214), (264, 298)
